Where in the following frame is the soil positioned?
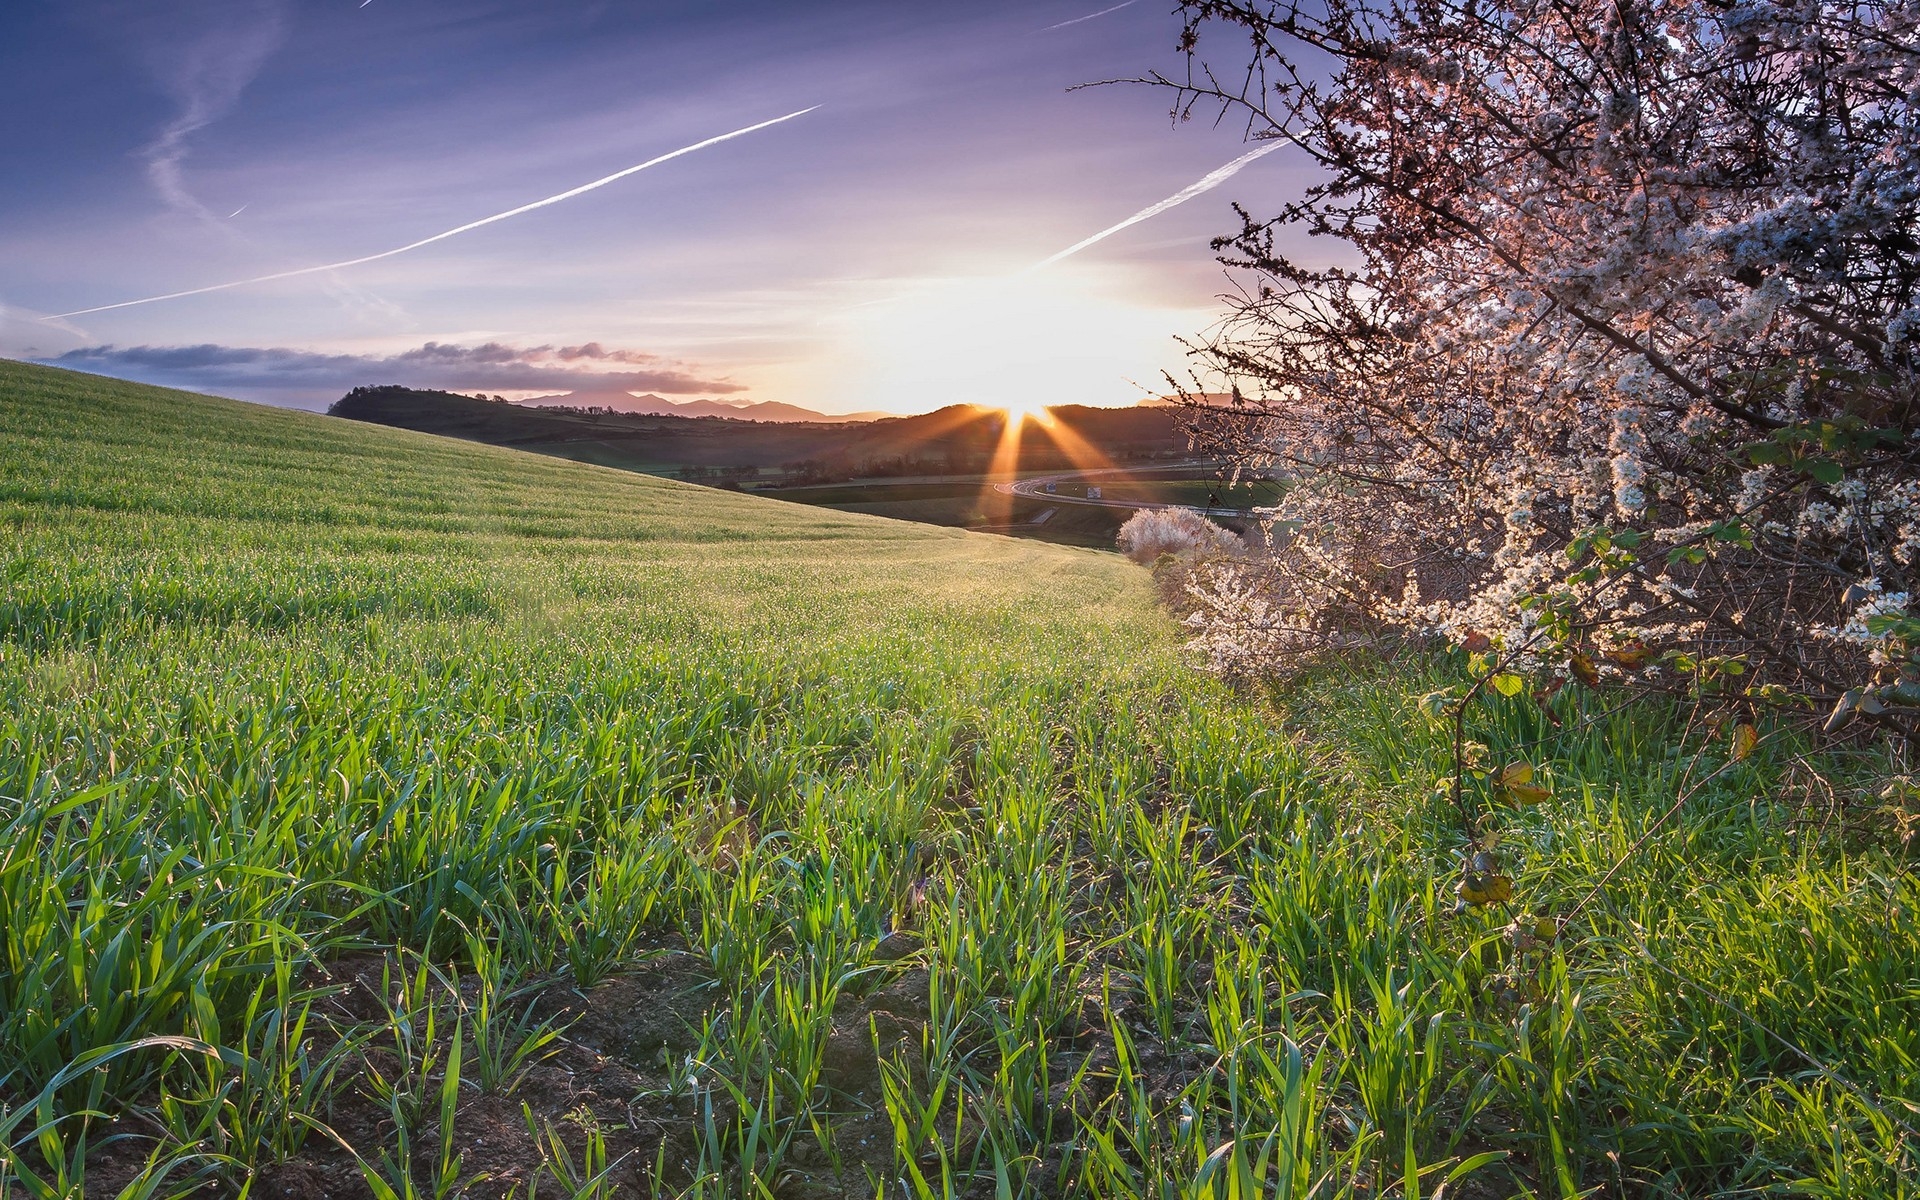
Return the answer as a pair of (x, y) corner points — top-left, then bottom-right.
(74, 935), (1149, 1199)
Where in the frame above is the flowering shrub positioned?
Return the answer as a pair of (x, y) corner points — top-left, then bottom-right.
(1159, 0), (1920, 730)
(1115, 507), (1245, 565)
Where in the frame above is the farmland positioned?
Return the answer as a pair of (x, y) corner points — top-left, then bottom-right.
(325, 387), (1203, 551)
(751, 479), (1128, 549)
(2, 358), (1916, 1197)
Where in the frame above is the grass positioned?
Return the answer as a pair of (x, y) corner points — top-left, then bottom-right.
(1095, 481), (1268, 510)
(2, 358), (1916, 1198)
(753, 479), (1129, 549)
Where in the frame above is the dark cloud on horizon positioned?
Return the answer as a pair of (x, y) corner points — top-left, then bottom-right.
(38, 340), (745, 409)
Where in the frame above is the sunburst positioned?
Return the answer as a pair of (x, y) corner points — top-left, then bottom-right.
(979, 400), (1116, 529)
(1000, 397), (1055, 429)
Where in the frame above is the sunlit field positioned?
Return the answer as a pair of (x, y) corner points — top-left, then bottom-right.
(2, 359), (1915, 1198)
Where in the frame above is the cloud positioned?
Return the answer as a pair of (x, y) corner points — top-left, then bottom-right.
(36, 340), (745, 409)
(0, 298), (92, 355)
(119, 0), (290, 223)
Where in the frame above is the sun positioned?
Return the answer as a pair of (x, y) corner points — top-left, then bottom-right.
(1000, 397), (1055, 427)
(809, 270), (1206, 415)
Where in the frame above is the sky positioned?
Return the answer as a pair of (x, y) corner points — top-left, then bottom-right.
(0, 0), (1320, 415)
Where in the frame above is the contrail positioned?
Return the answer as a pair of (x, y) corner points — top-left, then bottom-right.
(226, 204), (248, 219)
(1021, 138), (1290, 275)
(1041, 1), (1137, 31)
(47, 106), (821, 320)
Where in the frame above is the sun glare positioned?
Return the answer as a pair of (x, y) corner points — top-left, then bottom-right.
(1000, 397), (1055, 426)
(812, 271), (1204, 415)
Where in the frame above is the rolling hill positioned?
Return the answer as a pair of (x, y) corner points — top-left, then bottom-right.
(326, 384), (1191, 479)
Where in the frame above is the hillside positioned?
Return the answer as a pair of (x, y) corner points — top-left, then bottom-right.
(3, 359), (1915, 1197)
(5, 363), (1148, 649)
(326, 384), (1190, 480)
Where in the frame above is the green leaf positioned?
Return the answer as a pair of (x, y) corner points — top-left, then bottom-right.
(1491, 672), (1526, 698)
(1805, 458), (1844, 485)
(1865, 614), (1920, 638)
(1707, 520), (1753, 548)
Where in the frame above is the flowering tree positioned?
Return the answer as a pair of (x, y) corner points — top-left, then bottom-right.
(1116, 507), (1246, 564)
(1163, 0), (1920, 730)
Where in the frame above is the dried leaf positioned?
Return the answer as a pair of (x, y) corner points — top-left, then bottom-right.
(1570, 652), (1600, 687)
(1457, 873), (1514, 905)
(1493, 761), (1549, 805)
(1604, 643), (1651, 669)
(1731, 723), (1758, 761)
(1824, 688), (1863, 733)
(1504, 782), (1552, 805)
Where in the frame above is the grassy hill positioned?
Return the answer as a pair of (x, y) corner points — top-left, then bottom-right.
(2, 359), (1916, 1198)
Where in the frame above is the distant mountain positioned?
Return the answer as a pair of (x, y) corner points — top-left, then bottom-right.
(518, 390), (890, 424)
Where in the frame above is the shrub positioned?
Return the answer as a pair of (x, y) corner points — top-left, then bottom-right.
(1155, 0), (1920, 728)
(1116, 507), (1244, 565)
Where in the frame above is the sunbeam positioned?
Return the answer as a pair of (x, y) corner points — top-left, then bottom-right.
(1022, 407), (1113, 475)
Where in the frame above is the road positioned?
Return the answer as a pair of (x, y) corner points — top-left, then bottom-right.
(995, 464), (1255, 520)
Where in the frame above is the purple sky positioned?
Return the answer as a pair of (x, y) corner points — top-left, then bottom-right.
(0, 1), (1320, 414)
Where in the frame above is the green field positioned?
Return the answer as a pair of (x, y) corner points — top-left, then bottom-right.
(3, 359), (1916, 1198)
(1093, 480), (1275, 511)
(755, 480), (1130, 550)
